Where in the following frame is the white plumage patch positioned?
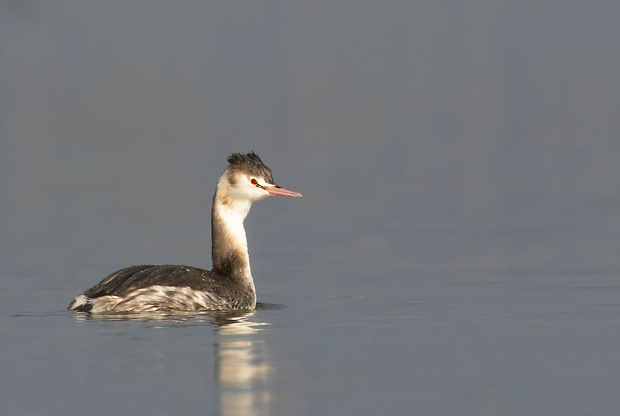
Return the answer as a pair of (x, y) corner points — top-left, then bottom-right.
(81, 286), (234, 313)
(70, 294), (89, 309)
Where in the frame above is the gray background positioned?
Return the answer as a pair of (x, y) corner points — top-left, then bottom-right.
(2, 2), (620, 415)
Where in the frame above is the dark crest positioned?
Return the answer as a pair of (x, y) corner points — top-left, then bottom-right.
(227, 152), (275, 184)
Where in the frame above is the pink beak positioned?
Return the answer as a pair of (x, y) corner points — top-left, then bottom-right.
(263, 185), (302, 197)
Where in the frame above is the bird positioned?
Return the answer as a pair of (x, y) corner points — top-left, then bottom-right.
(68, 152), (301, 313)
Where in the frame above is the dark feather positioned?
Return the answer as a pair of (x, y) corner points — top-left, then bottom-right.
(82, 265), (225, 299)
(226, 152), (275, 184)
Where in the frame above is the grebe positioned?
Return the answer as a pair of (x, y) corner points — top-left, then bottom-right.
(68, 152), (301, 313)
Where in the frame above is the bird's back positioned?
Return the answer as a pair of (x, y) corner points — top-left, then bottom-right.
(69, 265), (256, 313)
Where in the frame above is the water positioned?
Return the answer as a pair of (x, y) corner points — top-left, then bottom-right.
(2, 1), (620, 414)
(3, 223), (620, 416)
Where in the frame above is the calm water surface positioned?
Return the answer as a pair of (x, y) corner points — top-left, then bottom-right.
(3, 2), (620, 415)
(3, 224), (620, 416)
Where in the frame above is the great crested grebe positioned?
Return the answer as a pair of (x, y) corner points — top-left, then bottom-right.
(68, 152), (301, 313)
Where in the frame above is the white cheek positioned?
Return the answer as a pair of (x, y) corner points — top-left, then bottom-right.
(252, 187), (270, 200)
(231, 184), (268, 201)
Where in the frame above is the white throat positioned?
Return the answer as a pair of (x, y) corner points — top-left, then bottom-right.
(211, 174), (256, 288)
(214, 197), (251, 257)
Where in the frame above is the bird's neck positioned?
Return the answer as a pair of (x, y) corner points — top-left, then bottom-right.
(211, 184), (255, 293)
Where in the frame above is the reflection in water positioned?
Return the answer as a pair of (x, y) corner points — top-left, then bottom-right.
(72, 308), (277, 416)
(214, 311), (274, 416)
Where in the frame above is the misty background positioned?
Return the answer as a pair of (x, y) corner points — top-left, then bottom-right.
(4, 2), (620, 415)
(1, 1), (619, 281)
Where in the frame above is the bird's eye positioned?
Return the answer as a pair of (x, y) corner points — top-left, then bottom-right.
(250, 178), (259, 186)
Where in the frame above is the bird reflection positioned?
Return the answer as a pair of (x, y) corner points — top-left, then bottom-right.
(214, 310), (274, 416)
(72, 306), (278, 416)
